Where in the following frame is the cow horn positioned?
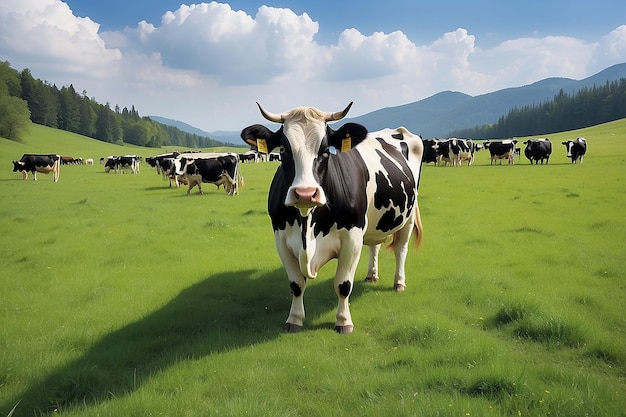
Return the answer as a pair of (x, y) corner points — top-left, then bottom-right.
(256, 102), (284, 123)
(325, 102), (353, 122)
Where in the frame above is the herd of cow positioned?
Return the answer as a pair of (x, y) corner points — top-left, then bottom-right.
(423, 136), (587, 166)
(11, 104), (588, 334)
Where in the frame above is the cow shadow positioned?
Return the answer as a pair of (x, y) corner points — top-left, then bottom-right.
(3, 268), (366, 416)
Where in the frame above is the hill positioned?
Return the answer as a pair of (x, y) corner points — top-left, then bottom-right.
(343, 62), (626, 137)
(154, 63), (626, 142)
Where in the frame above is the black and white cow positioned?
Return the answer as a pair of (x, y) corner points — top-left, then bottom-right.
(523, 138), (552, 165)
(484, 140), (517, 165)
(457, 139), (475, 166)
(103, 155), (141, 173)
(239, 150), (259, 163)
(422, 139), (439, 165)
(12, 154), (61, 181)
(434, 139), (460, 166)
(178, 153), (240, 195)
(240, 102), (424, 334)
(562, 137), (586, 164)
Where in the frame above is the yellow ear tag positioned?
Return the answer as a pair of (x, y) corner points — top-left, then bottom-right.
(257, 138), (268, 154)
(341, 135), (352, 152)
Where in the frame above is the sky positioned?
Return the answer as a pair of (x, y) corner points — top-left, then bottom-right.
(1, 1), (625, 133)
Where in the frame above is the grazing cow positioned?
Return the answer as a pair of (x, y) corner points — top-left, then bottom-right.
(239, 150), (259, 163)
(562, 137), (586, 164)
(61, 156), (76, 165)
(178, 153), (240, 195)
(524, 138), (552, 164)
(457, 139), (475, 166)
(85, 158), (94, 165)
(103, 155), (141, 173)
(484, 140), (517, 165)
(12, 154), (61, 181)
(240, 102), (424, 334)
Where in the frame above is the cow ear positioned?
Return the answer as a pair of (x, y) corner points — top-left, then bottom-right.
(240, 124), (280, 151)
(327, 123), (368, 152)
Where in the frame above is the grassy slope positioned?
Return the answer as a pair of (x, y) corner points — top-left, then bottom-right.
(0, 120), (625, 416)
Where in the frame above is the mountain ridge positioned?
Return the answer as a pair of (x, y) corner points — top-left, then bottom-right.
(151, 62), (626, 143)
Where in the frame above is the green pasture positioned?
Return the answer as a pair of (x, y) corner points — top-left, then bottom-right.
(1, 120), (625, 416)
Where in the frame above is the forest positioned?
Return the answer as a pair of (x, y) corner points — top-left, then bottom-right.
(0, 61), (229, 148)
(451, 78), (626, 139)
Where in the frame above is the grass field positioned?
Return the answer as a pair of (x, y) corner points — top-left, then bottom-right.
(1, 121), (625, 416)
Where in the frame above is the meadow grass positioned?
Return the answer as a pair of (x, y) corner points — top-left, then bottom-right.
(0, 120), (625, 416)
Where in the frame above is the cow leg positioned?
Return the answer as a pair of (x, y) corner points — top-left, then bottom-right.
(276, 239), (307, 333)
(333, 237), (362, 333)
(364, 244), (381, 283)
(391, 223), (413, 291)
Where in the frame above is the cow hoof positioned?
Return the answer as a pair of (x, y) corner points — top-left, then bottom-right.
(334, 325), (354, 334)
(364, 276), (379, 283)
(394, 284), (406, 292)
(283, 323), (302, 333)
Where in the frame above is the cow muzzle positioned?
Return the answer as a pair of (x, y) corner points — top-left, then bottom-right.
(286, 186), (325, 217)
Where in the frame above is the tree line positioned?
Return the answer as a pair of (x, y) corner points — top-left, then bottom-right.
(0, 61), (230, 148)
(451, 78), (626, 139)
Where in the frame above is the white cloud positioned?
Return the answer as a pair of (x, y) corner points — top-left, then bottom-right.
(0, 1), (625, 132)
(0, 0), (121, 78)
(595, 24), (626, 62)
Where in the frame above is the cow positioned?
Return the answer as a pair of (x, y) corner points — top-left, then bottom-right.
(524, 138), (552, 165)
(85, 158), (94, 165)
(12, 154), (61, 182)
(240, 102), (424, 334)
(457, 139), (475, 166)
(483, 140), (517, 165)
(157, 157), (186, 187)
(178, 153), (241, 195)
(269, 152), (282, 162)
(239, 150), (259, 163)
(433, 138), (460, 166)
(103, 156), (117, 173)
(116, 155), (140, 173)
(422, 139), (438, 165)
(103, 155), (141, 173)
(61, 156), (76, 165)
(562, 137), (586, 164)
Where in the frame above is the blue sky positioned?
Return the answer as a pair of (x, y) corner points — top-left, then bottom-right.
(1, 0), (625, 132)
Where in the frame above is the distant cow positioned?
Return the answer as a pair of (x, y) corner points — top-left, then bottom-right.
(524, 138), (552, 164)
(239, 150), (258, 163)
(457, 138), (475, 166)
(422, 139), (439, 164)
(103, 155), (141, 173)
(178, 153), (241, 195)
(484, 140), (517, 165)
(12, 154), (61, 181)
(61, 156), (76, 165)
(241, 102), (424, 333)
(562, 137), (586, 164)
(85, 158), (94, 165)
(269, 152), (282, 162)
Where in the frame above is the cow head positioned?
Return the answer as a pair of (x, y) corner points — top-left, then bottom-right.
(12, 161), (25, 172)
(241, 102), (368, 217)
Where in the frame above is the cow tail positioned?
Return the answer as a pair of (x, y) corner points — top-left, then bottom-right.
(413, 203), (423, 250)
